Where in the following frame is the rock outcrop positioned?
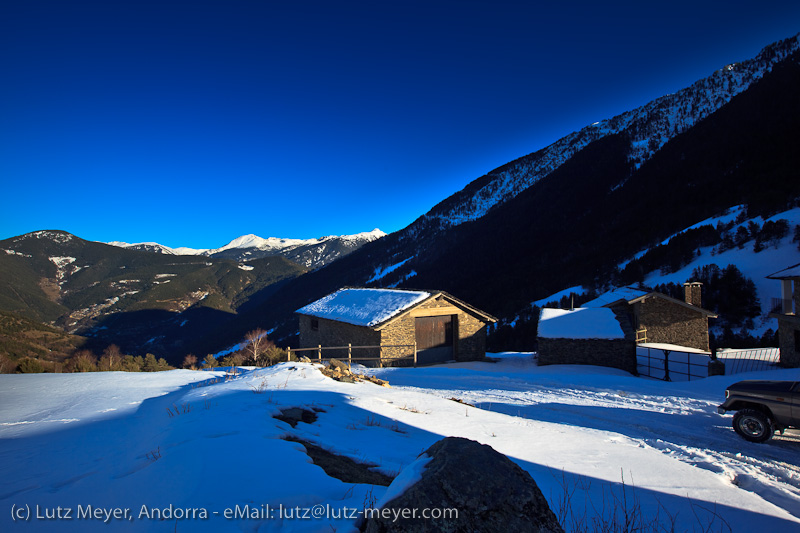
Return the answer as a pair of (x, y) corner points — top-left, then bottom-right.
(363, 437), (563, 532)
(320, 358), (390, 387)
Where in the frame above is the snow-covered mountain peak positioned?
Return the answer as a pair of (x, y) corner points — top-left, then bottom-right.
(104, 229), (386, 269)
(106, 241), (181, 255)
(342, 228), (387, 241)
(14, 230), (75, 245)
(213, 234), (291, 253)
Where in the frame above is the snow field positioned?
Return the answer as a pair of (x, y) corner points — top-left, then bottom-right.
(0, 356), (799, 532)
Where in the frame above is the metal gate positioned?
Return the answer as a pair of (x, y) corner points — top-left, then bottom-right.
(415, 315), (454, 365)
(716, 348), (780, 374)
(636, 345), (710, 381)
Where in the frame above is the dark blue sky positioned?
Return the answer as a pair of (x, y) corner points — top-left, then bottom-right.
(2, 1), (798, 248)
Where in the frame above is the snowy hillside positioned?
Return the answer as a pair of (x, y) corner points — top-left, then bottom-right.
(536, 204), (800, 337)
(411, 35), (799, 233)
(1, 358), (798, 532)
(637, 207), (800, 335)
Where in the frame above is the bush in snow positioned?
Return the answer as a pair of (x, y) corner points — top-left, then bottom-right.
(122, 355), (144, 372)
(17, 357), (43, 373)
(261, 344), (288, 366)
(203, 354), (219, 369)
(221, 352), (245, 367)
(0, 353), (13, 373)
(66, 350), (97, 372)
(141, 353), (172, 372)
(182, 354), (198, 370)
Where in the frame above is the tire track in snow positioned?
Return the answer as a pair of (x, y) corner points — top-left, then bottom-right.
(388, 380), (800, 517)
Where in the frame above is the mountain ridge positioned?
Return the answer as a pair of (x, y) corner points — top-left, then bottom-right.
(403, 33), (800, 240)
(107, 228), (386, 269)
(0, 230), (308, 361)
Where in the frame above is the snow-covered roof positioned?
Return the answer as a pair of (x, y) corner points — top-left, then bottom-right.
(296, 288), (431, 328)
(583, 287), (649, 308)
(538, 308), (625, 339)
(767, 263), (800, 280)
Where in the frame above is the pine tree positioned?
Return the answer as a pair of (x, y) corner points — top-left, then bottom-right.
(143, 353), (159, 372)
(203, 354), (219, 369)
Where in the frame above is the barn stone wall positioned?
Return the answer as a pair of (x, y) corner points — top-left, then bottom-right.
(634, 298), (710, 352)
(538, 337), (637, 374)
(298, 315), (380, 361)
(379, 295), (489, 363)
(379, 316), (416, 363)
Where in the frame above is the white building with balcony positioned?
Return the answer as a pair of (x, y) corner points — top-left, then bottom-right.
(767, 263), (800, 367)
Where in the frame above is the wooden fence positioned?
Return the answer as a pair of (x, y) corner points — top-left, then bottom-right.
(287, 343), (418, 368)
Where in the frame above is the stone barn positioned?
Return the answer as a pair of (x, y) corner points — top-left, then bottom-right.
(767, 263), (800, 367)
(583, 284), (717, 352)
(537, 308), (637, 374)
(296, 288), (496, 366)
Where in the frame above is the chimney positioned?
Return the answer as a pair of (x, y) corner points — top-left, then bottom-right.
(684, 282), (702, 307)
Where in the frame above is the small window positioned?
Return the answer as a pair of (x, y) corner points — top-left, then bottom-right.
(311, 318), (319, 332)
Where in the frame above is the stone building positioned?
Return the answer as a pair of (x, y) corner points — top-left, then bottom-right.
(767, 263), (800, 368)
(583, 284), (717, 352)
(537, 308), (637, 374)
(296, 288), (496, 366)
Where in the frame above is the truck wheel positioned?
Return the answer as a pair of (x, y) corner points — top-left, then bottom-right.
(732, 409), (773, 443)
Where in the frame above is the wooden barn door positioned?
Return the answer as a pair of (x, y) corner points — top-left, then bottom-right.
(415, 315), (454, 365)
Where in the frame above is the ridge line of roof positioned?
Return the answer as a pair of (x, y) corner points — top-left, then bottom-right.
(296, 287), (497, 329)
(627, 291), (718, 317)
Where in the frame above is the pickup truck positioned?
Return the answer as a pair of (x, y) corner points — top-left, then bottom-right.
(718, 380), (800, 443)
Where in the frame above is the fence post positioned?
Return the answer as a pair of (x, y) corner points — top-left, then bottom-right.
(708, 357), (726, 377)
(662, 349), (671, 382)
(686, 352), (692, 382)
(287, 347), (291, 362)
(413, 341), (417, 368)
(318, 345), (322, 364)
(379, 345), (383, 368)
(348, 343), (352, 370)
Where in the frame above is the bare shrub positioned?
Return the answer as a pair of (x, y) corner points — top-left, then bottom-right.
(244, 330), (286, 365)
(99, 344), (123, 371)
(250, 377), (269, 394)
(0, 353), (12, 373)
(243, 329), (269, 365)
(17, 357), (43, 373)
(166, 403), (191, 417)
(66, 350), (97, 372)
(145, 447), (161, 462)
(222, 352), (245, 368)
(182, 354), (198, 370)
